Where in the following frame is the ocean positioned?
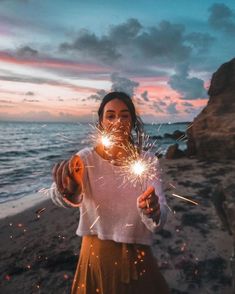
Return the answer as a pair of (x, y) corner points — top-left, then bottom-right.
(0, 121), (189, 204)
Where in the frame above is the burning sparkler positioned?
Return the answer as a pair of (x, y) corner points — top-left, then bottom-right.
(89, 123), (115, 149)
(115, 142), (160, 192)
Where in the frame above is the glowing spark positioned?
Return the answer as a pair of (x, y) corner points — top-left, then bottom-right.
(125, 223), (134, 227)
(116, 142), (159, 189)
(89, 124), (115, 150)
(169, 183), (176, 189)
(101, 135), (112, 148)
(172, 193), (199, 206)
(35, 207), (46, 215)
(130, 160), (147, 176)
(89, 216), (100, 229)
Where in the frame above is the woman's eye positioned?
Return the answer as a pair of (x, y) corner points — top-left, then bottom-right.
(106, 115), (115, 120)
(121, 115), (130, 119)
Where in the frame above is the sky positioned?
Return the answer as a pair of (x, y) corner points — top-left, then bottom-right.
(0, 0), (235, 123)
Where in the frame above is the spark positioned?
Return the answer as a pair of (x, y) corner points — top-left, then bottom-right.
(89, 216), (100, 230)
(125, 223), (134, 227)
(101, 135), (112, 148)
(38, 187), (55, 196)
(172, 193), (199, 206)
(35, 207), (46, 215)
(116, 142), (160, 189)
(89, 124), (115, 150)
(130, 160), (147, 176)
(56, 133), (77, 143)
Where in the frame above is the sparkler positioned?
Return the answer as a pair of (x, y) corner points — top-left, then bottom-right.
(89, 123), (115, 150)
(117, 142), (160, 191)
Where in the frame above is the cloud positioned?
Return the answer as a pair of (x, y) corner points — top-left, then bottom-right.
(0, 99), (13, 103)
(25, 91), (34, 96)
(168, 63), (208, 100)
(182, 101), (193, 107)
(134, 21), (191, 64)
(59, 18), (211, 69)
(166, 102), (179, 114)
(85, 73), (139, 102)
(184, 107), (195, 114)
(60, 29), (121, 64)
(185, 32), (215, 52)
(109, 18), (142, 44)
(17, 46), (38, 58)
(152, 101), (164, 113)
(208, 3), (235, 34)
(140, 91), (149, 102)
(111, 73), (139, 96)
(158, 100), (167, 106)
(23, 98), (39, 102)
(87, 89), (107, 102)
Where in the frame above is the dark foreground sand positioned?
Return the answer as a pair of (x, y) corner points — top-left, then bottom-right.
(0, 158), (234, 294)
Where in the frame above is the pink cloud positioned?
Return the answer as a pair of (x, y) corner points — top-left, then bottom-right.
(0, 51), (111, 73)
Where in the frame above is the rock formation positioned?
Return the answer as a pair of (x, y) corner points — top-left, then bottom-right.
(187, 58), (235, 159)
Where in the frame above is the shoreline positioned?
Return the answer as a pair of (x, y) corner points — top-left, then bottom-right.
(0, 192), (51, 220)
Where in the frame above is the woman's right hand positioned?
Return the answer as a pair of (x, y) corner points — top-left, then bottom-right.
(52, 155), (84, 201)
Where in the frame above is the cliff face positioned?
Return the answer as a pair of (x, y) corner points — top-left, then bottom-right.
(187, 58), (235, 160)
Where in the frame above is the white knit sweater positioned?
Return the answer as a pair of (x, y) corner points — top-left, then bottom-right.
(51, 147), (168, 245)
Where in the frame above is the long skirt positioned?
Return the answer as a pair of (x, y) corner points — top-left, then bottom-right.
(71, 235), (170, 294)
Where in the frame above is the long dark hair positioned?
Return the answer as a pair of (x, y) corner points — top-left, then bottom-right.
(97, 91), (144, 151)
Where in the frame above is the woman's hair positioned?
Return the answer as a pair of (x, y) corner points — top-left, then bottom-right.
(97, 91), (144, 151)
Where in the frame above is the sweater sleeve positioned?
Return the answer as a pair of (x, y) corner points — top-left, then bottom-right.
(137, 155), (168, 233)
(50, 182), (83, 208)
(49, 147), (90, 208)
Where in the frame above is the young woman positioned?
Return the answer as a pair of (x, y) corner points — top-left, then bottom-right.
(51, 92), (170, 294)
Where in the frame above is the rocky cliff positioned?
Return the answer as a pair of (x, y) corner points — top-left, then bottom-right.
(187, 58), (235, 160)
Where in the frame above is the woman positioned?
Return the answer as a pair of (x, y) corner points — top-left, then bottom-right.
(51, 92), (170, 294)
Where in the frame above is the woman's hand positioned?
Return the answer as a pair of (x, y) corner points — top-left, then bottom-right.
(52, 155), (84, 203)
(137, 186), (161, 224)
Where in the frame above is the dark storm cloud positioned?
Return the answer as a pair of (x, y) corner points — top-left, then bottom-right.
(168, 64), (207, 100)
(111, 73), (139, 97)
(17, 46), (38, 58)
(151, 101), (164, 113)
(182, 101), (193, 107)
(109, 18), (142, 44)
(134, 21), (191, 64)
(87, 89), (107, 102)
(60, 29), (121, 64)
(86, 74), (139, 102)
(25, 91), (34, 96)
(166, 102), (179, 114)
(185, 32), (215, 52)
(208, 3), (235, 34)
(59, 18), (215, 68)
(140, 91), (149, 102)
(158, 100), (167, 106)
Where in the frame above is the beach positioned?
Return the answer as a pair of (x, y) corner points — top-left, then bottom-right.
(0, 157), (234, 293)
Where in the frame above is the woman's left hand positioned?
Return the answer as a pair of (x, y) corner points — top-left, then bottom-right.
(137, 186), (161, 223)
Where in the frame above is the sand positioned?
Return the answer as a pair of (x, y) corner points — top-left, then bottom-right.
(0, 157), (234, 293)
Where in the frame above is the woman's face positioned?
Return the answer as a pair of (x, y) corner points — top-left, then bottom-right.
(100, 98), (133, 140)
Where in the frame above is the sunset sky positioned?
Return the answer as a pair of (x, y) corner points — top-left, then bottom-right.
(0, 0), (235, 123)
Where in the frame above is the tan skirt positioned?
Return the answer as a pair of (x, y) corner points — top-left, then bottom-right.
(71, 235), (170, 294)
